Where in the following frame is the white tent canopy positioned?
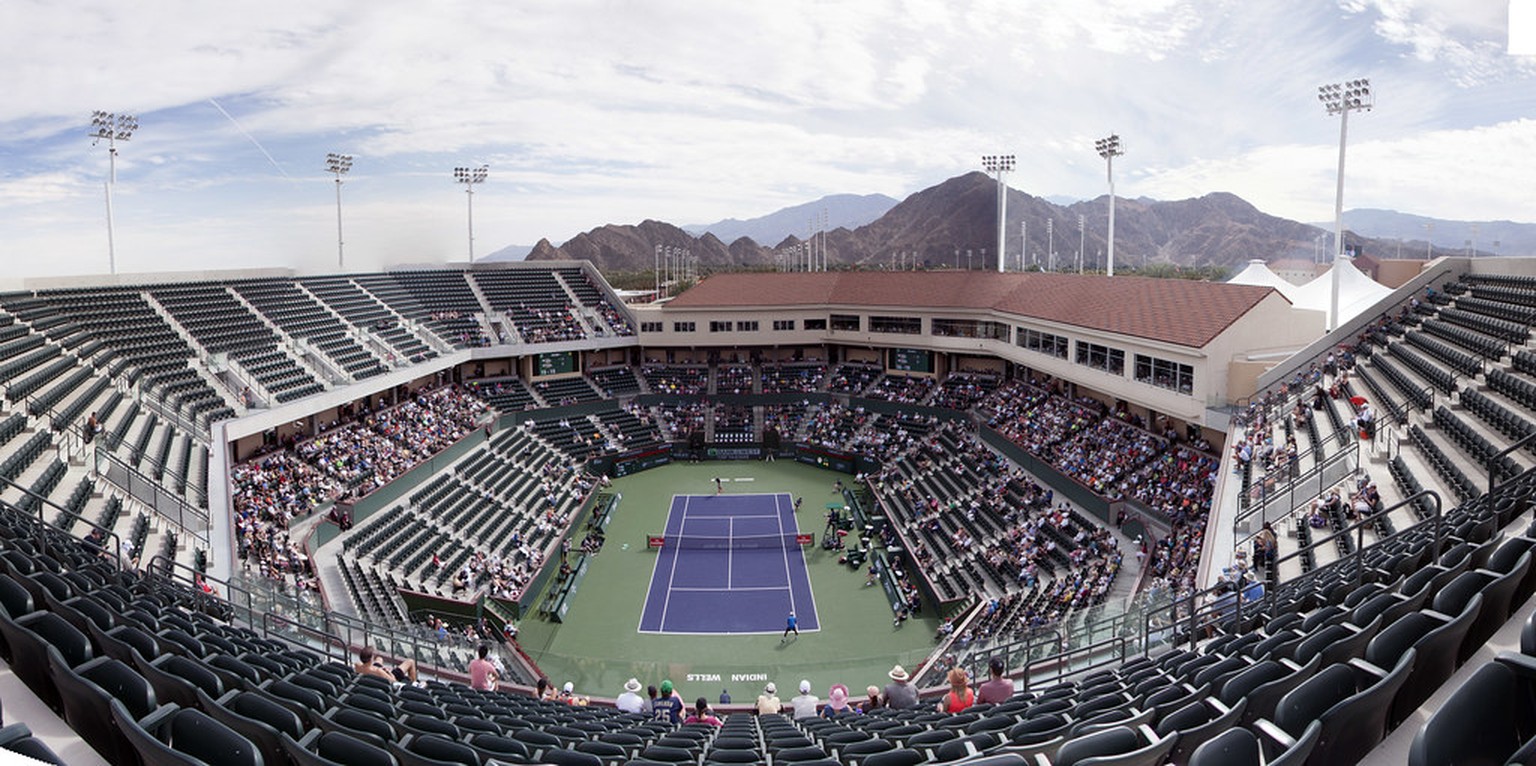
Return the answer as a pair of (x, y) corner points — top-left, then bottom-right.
(1227, 259), (1299, 302)
(1290, 258), (1394, 324)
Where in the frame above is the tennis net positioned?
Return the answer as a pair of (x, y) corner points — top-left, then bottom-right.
(648, 532), (813, 550)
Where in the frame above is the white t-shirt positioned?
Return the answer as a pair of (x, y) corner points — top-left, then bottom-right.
(790, 694), (820, 719)
(615, 691), (646, 714)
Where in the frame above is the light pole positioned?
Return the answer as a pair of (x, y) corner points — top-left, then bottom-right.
(1047, 218), (1055, 271)
(1077, 214), (1085, 273)
(1094, 134), (1123, 277)
(89, 111), (138, 275)
(1318, 78), (1373, 330)
(325, 153), (353, 271)
(981, 155), (1016, 272)
(454, 165), (488, 261)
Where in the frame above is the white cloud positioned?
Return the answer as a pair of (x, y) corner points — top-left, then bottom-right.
(0, 0), (1533, 278)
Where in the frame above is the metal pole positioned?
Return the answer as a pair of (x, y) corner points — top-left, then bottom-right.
(105, 145), (117, 275)
(1330, 104), (1349, 331)
(1107, 155), (1116, 278)
(997, 173), (1008, 272)
(466, 184), (475, 262)
(334, 176), (345, 270)
(1078, 214), (1085, 274)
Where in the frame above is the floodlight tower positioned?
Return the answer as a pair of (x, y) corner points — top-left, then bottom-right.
(1318, 78), (1373, 330)
(325, 153), (353, 270)
(455, 165), (489, 261)
(1094, 134), (1123, 277)
(1077, 214), (1086, 274)
(89, 111), (138, 274)
(981, 155), (1015, 272)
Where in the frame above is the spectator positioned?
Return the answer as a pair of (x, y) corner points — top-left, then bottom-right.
(862, 685), (883, 713)
(883, 665), (919, 709)
(616, 678), (646, 714)
(790, 679), (820, 719)
(684, 697), (723, 727)
(821, 684), (855, 718)
(719, 689), (731, 705)
(976, 656), (1013, 704)
(652, 679), (683, 723)
(755, 682), (783, 714)
(938, 668), (974, 712)
(468, 644), (498, 691)
(355, 646), (417, 686)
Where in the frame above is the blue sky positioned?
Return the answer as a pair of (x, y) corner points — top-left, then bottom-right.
(0, 0), (1532, 278)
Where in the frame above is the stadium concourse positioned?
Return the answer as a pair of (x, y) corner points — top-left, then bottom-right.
(1, 257), (1536, 763)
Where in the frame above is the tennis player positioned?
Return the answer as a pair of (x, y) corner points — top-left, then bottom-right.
(782, 611), (799, 641)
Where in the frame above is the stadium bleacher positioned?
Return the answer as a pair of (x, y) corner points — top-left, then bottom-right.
(8, 261), (1536, 764)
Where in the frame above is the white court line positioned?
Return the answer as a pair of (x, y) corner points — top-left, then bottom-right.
(775, 493), (797, 617)
(635, 493), (685, 634)
(668, 585), (788, 592)
(781, 491), (822, 630)
(727, 516), (734, 589)
(656, 494), (690, 632)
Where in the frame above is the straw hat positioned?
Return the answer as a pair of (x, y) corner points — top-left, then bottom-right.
(623, 678), (642, 693)
(888, 665), (910, 682)
(764, 682), (777, 695)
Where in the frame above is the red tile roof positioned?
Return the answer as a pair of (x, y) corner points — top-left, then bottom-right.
(665, 271), (1282, 348)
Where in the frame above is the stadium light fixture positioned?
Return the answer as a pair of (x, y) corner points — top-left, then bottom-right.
(1094, 134), (1123, 277)
(89, 111), (138, 274)
(455, 165), (489, 261)
(981, 155), (1015, 272)
(1318, 78), (1373, 330)
(325, 153), (353, 271)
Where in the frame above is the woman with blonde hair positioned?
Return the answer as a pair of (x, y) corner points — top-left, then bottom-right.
(938, 667), (974, 712)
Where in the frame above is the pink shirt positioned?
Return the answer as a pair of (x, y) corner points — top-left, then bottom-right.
(469, 658), (497, 691)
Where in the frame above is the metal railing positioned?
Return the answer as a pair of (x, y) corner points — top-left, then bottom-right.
(1151, 488), (1443, 653)
(1235, 440), (1360, 537)
(94, 447), (209, 543)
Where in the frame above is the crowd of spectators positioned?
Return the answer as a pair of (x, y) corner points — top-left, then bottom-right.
(648, 402), (709, 440)
(862, 374), (937, 404)
(299, 386), (489, 495)
(868, 419), (1125, 644)
(593, 298), (633, 336)
(229, 385), (489, 589)
(641, 365), (709, 396)
(1050, 417), (1165, 496)
(826, 363), (882, 394)
(716, 365), (755, 394)
(928, 372), (1001, 411)
(512, 302), (587, 344)
(760, 363), (826, 393)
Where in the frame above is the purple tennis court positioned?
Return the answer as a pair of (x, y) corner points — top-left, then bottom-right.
(638, 492), (819, 635)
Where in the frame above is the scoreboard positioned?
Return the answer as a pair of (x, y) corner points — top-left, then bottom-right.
(535, 351), (576, 377)
(887, 347), (932, 373)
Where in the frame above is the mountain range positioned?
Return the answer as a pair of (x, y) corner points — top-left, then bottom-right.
(516, 172), (1527, 273)
(1321, 209), (1536, 257)
(683, 193), (898, 245)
